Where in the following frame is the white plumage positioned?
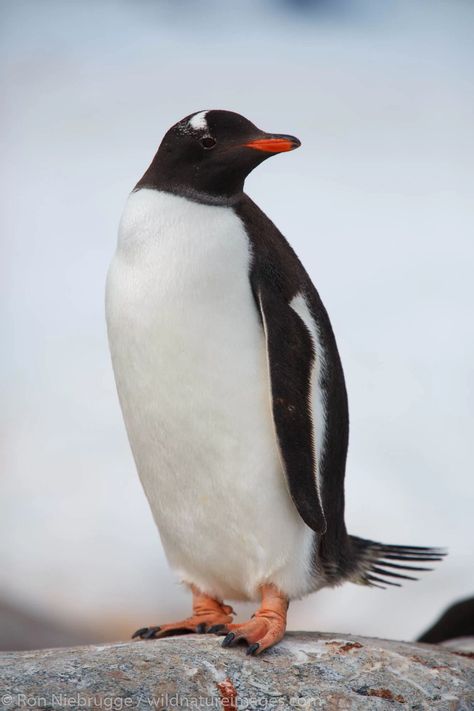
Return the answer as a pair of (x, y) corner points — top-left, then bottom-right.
(106, 188), (316, 601)
(188, 111), (208, 132)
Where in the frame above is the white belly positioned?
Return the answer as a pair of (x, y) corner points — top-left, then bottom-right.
(106, 189), (314, 601)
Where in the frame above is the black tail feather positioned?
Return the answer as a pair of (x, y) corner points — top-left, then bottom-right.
(384, 547), (441, 553)
(381, 553), (444, 562)
(375, 561), (434, 572)
(349, 536), (447, 590)
(370, 566), (418, 581)
(365, 574), (401, 588)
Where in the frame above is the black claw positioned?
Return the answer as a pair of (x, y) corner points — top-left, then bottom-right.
(132, 627), (149, 639)
(208, 624), (226, 634)
(222, 632), (236, 648)
(196, 623), (207, 634)
(246, 643), (260, 656)
(143, 627), (160, 639)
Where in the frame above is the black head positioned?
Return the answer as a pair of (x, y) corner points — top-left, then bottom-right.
(135, 110), (301, 205)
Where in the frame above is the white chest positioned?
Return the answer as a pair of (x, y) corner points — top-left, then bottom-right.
(105, 189), (315, 601)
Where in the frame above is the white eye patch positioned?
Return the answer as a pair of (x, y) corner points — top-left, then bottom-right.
(188, 111), (208, 131)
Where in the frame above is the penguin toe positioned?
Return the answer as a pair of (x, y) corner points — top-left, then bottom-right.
(132, 610), (234, 640)
(219, 615), (286, 655)
(222, 632), (236, 647)
(208, 624), (227, 634)
(246, 643), (260, 656)
(131, 627), (149, 639)
(132, 626), (161, 640)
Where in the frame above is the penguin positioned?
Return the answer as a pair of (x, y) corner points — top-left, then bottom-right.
(418, 597), (474, 646)
(105, 110), (445, 655)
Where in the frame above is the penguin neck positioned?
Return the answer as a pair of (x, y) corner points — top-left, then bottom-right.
(134, 158), (245, 207)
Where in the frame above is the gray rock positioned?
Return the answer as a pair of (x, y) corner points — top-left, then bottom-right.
(1, 632), (473, 710)
(441, 638), (474, 654)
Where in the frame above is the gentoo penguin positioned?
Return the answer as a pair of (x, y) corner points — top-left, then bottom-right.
(106, 110), (444, 655)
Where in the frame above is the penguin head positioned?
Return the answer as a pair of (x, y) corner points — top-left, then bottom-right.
(136, 110), (301, 204)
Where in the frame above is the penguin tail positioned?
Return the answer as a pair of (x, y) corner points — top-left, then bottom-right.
(348, 535), (447, 589)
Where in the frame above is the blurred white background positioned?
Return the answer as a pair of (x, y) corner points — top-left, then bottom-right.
(1, 0), (473, 649)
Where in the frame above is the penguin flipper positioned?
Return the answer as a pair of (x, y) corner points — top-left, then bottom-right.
(256, 283), (327, 535)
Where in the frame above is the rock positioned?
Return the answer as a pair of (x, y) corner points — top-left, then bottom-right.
(1, 632), (473, 710)
(441, 637), (474, 654)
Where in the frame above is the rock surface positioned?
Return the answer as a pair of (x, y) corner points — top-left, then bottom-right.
(1, 632), (473, 710)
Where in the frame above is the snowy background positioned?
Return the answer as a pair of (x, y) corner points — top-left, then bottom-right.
(1, 0), (473, 648)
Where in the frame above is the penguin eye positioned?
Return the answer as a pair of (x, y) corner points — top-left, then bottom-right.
(200, 136), (216, 150)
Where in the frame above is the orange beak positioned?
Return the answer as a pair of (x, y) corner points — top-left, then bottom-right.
(244, 134), (301, 153)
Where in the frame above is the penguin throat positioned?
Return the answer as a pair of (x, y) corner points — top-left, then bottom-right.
(133, 179), (243, 207)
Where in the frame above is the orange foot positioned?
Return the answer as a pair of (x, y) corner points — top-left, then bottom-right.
(132, 585), (234, 640)
(212, 583), (289, 655)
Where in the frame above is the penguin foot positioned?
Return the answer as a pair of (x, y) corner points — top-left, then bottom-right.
(213, 583), (289, 655)
(132, 610), (233, 640)
(218, 616), (286, 655)
(132, 586), (234, 640)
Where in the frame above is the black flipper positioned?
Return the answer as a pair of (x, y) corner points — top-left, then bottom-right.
(257, 284), (326, 534)
(236, 195), (446, 588)
(236, 194), (349, 547)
